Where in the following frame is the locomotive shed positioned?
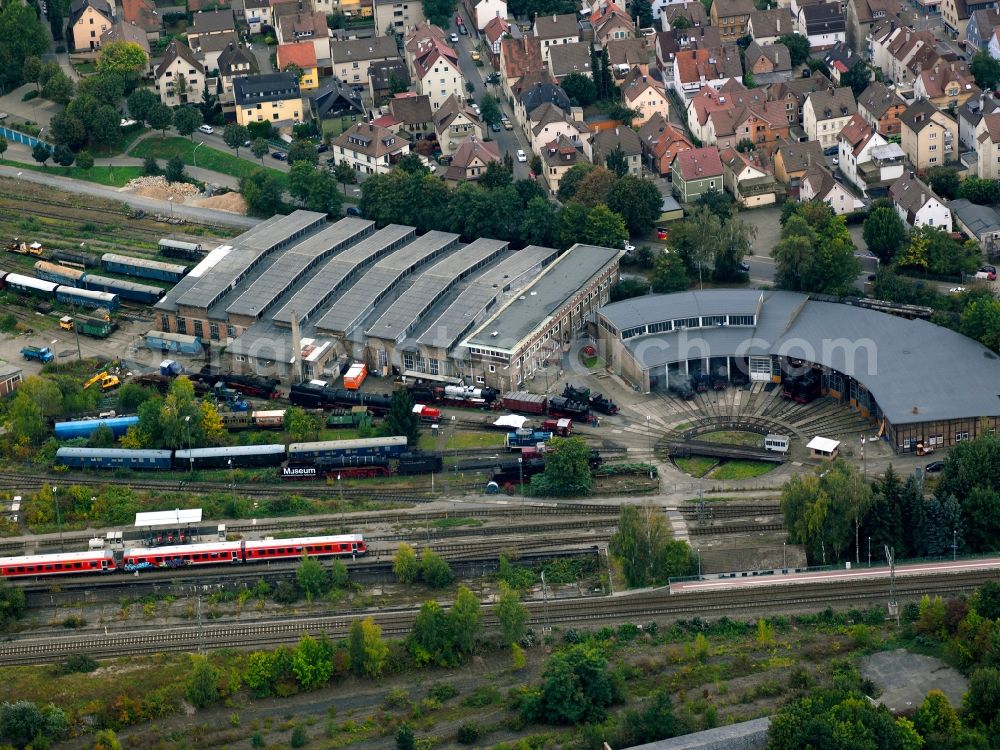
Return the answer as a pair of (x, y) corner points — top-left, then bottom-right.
(154, 210), (620, 389)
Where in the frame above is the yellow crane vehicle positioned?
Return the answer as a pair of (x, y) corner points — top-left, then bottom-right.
(83, 360), (122, 392)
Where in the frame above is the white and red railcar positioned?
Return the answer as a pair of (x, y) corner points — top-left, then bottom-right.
(0, 550), (117, 577)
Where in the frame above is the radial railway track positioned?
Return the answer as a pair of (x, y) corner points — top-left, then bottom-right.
(3, 569), (995, 664)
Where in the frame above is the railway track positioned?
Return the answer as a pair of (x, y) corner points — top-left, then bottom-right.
(687, 522), (784, 536)
(4, 568), (995, 664)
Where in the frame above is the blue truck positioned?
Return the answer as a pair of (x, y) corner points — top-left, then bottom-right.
(21, 346), (53, 363)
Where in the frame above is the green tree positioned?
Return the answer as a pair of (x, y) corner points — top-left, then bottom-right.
(610, 277), (651, 301)
(561, 71), (598, 106)
(393, 542), (421, 583)
(581, 204), (628, 249)
(22, 55), (42, 90)
(521, 196), (557, 246)
(31, 142), (50, 166)
(251, 137), (270, 164)
(409, 599), (455, 666)
(778, 33), (810, 65)
(185, 656), (221, 709)
(772, 203), (860, 294)
(334, 160), (356, 193)
(495, 581), (528, 646)
(164, 155), (186, 184)
(841, 61), (872, 97)
(243, 650), (279, 697)
(630, 0), (654, 27)
(449, 585), (481, 655)
(89, 104), (122, 152)
(41, 69), (74, 104)
(291, 633), (334, 689)
(605, 145), (629, 178)
(96, 40), (148, 81)
(223, 123), (251, 156)
(348, 616), (388, 678)
(480, 159), (512, 189)
(573, 166), (617, 207)
(926, 166), (961, 200)
(420, 547), (455, 588)
(862, 205), (907, 263)
(422, 0), (457, 26)
(522, 644), (621, 724)
(88, 422), (115, 448)
(287, 138), (319, 165)
(52, 144), (75, 168)
(78, 71), (125, 106)
(530, 436), (593, 496)
(479, 92), (501, 127)
(381, 388), (420, 447)
(127, 88), (158, 124)
(607, 176), (663, 234)
(0, 578), (26, 628)
(0, 2), (48, 90)
(240, 169), (286, 218)
(651, 249), (689, 293)
(960, 176), (1000, 205)
(396, 724), (415, 750)
(557, 163), (594, 202)
(0, 137), (7, 160)
(147, 102), (173, 137)
(76, 150), (94, 171)
(972, 50), (1000, 91)
(92, 728), (123, 750)
(967, 667), (1000, 725)
(283, 406), (318, 441)
(914, 689), (960, 741)
(173, 106), (203, 140)
(296, 555), (329, 601)
(289, 162), (344, 216)
(610, 504), (696, 586)
(0, 701), (66, 750)
(899, 229), (929, 271)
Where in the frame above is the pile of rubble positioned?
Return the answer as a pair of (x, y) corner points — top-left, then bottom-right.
(123, 176), (201, 197)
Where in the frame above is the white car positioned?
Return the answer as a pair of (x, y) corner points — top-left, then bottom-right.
(198, 124), (215, 134)
(516, 149), (527, 162)
(450, 32), (458, 42)
(949, 286), (967, 294)
(624, 241), (636, 253)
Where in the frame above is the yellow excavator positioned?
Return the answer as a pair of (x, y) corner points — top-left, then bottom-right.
(83, 360), (121, 391)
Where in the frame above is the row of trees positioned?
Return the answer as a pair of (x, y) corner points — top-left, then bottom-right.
(773, 201), (861, 295)
(609, 505), (699, 587)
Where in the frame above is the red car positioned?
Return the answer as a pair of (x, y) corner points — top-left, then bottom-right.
(657, 227), (669, 240)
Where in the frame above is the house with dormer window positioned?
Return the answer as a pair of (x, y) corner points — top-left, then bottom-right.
(333, 121), (410, 174)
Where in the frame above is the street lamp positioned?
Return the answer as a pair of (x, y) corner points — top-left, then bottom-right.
(868, 536), (872, 568)
(953, 529), (957, 561)
(193, 141), (204, 168)
(228, 458), (237, 509)
(518, 456), (523, 499)
(697, 548), (701, 578)
(184, 415), (192, 472)
(52, 485), (62, 551)
(168, 196), (174, 219)
(782, 541), (786, 569)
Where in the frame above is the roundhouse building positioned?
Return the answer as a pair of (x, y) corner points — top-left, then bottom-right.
(597, 289), (1000, 452)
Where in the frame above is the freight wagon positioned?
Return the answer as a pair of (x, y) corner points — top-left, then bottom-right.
(502, 392), (547, 415)
(101, 253), (188, 283)
(50, 248), (100, 268)
(77, 316), (116, 339)
(158, 239), (205, 260)
(54, 415), (139, 440)
(145, 331), (204, 355)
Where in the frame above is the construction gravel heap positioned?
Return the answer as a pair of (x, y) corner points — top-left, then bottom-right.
(124, 176), (202, 202)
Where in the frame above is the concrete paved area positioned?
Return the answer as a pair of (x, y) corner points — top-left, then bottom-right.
(863, 650), (968, 714)
(0, 84), (61, 130)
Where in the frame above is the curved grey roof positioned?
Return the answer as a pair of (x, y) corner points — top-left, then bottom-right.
(601, 290), (1000, 425)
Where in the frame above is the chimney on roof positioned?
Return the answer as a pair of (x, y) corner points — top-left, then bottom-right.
(921, 191), (925, 204)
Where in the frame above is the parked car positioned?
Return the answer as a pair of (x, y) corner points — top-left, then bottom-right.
(490, 121), (501, 132)
(949, 286), (967, 294)
(656, 227), (668, 240)
(925, 460), (945, 473)
(980, 265), (997, 280)
(502, 117), (513, 130)
(198, 125), (214, 134)
(316, 144), (330, 153)
(823, 145), (838, 156)
(516, 149), (527, 162)
(243, 139), (252, 147)
(471, 50), (481, 61)
(271, 152), (287, 161)
(459, 24), (468, 34)
(346, 206), (362, 216)
(739, 259), (751, 273)
(450, 32), (458, 42)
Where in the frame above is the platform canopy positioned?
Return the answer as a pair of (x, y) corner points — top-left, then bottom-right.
(134, 509), (203, 528)
(806, 436), (840, 454)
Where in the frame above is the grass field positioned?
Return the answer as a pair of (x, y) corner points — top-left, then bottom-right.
(699, 430), (764, 448)
(131, 137), (288, 187)
(0, 159), (144, 187)
(709, 460), (777, 481)
(447, 431), (504, 449)
(674, 456), (718, 478)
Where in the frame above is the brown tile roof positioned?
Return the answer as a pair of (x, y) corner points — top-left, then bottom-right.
(69, 0), (111, 25)
(483, 16), (510, 44)
(334, 122), (408, 159)
(637, 112), (693, 156)
(621, 69), (665, 103)
(978, 112), (1000, 143)
(434, 94), (480, 129)
(899, 98), (950, 134)
(100, 21), (150, 53)
(549, 42), (592, 77)
(541, 135), (583, 167)
(802, 165), (837, 197)
(592, 126), (643, 158)
(745, 40), (791, 72)
(673, 145), (724, 179)
(155, 40), (204, 78)
(675, 45), (743, 84)
(838, 113), (875, 156)
(217, 42), (257, 77)
(277, 41), (318, 69)
(721, 146), (770, 176)
(606, 38), (648, 68)
(890, 171), (939, 214)
(501, 36), (545, 81)
(189, 8), (234, 34)
(713, 0), (755, 18)
(534, 12), (579, 39)
(331, 35), (397, 64)
(447, 136), (500, 172)
(776, 138), (824, 173)
(749, 7), (794, 37)
(857, 81), (905, 119)
(197, 30), (239, 54)
(918, 60), (978, 99)
(806, 86), (857, 120)
(121, 0), (159, 33)
(662, 1), (708, 26)
(277, 11), (330, 44)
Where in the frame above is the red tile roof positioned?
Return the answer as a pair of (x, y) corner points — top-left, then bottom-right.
(673, 146), (724, 179)
(277, 42), (318, 69)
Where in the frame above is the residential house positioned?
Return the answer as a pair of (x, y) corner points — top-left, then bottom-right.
(975, 112), (1000, 179)
(721, 147), (778, 206)
(838, 113), (905, 193)
(966, 8), (1000, 51)
(748, 7), (795, 43)
(310, 78), (364, 122)
(434, 94), (484, 151)
(959, 91), (1000, 149)
(845, 0), (901, 56)
(621, 69), (669, 125)
(900, 98), (958, 169)
(686, 79), (764, 141)
(654, 25), (721, 71)
(913, 59), (980, 110)
(890, 171), (952, 230)
(857, 80), (907, 136)
(950, 198), (1000, 248)
(369, 59), (411, 102)
(410, 32), (465, 110)
(333, 35), (398, 88)
(189, 0), (229, 11)
(187, 9), (234, 49)
(658, 1), (709, 28)
(541, 135), (587, 195)
(499, 36), (545, 101)
(797, 2), (846, 50)
(869, 25), (936, 87)
(528, 102), (588, 154)
(766, 72), (834, 126)
(822, 40), (858, 84)
(516, 79), (571, 134)
(100, 20), (151, 58)
(194, 30), (239, 73)
(708, 97), (790, 153)
(802, 85), (857, 148)
(711, 0), (755, 41)
(444, 136), (500, 184)
(121, 0), (160, 41)
(773, 138), (825, 192)
(69, 0), (113, 52)
(548, 42), (593, 82)
(671, 45), (743, 99)
(942, 0), (995, 40)
(154, 41), (205, 107)
(482, 16), (510, 66)
(606, 38), (650, 78)
(744, 41), (792, 84)
(333, 120), (410, 174)
(638, 112), (693, 175)
(800, 165), (855, 213)
(988, 28), (1000, 59)
(463, 0), (507, 30)
(388, 93), (434, 137)
(234, 72), (303, 126)
(672, 146), (725, 201)
(592, 1), (634, 45)
(217, 42), (257, 106)
(533, 13), (580, 61)
(277, 12), (331, 67)
(373, 0), (426, 35)
(243, 0), (269, 33)
(587, 126), (643, 175)
(276, 42), (319, 90)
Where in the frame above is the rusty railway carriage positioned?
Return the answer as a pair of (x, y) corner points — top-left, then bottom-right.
(123, 542), (243, 568)
(243, 535), (367, 561)
(0, 550), (117, 577)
